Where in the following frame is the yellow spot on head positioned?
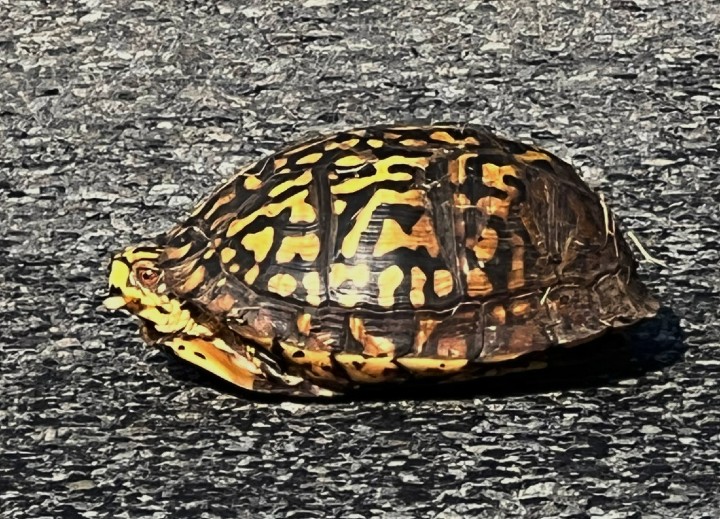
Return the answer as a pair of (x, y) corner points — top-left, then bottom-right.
(229, 264), (240, 274)
(367, 139), (384, 148)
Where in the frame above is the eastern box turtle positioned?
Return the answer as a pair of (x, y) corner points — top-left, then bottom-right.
(105, 123), (659, 397)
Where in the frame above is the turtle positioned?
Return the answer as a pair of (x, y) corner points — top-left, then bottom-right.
(105, 123), (659, 397)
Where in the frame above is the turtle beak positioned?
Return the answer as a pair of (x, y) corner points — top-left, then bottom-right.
(104, 257), (132, 310)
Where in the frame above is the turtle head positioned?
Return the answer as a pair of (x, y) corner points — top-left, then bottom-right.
(104, 246), (197, 339)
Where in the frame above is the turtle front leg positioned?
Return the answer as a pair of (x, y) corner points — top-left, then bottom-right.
(161, 336), (339, 398)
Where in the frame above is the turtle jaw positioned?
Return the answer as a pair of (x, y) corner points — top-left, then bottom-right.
(104, 246), (200, 339)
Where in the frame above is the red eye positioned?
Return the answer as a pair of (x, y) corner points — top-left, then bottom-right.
(137, 267), (160, 288)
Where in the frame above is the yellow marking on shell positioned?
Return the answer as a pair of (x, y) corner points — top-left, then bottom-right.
(331, 156), (427, 196)
(325, 138), (360, 150)
(349, 316), (396, 356)
(243, 175), (262, 190)
(329, 263), (370, 288)
(477, 196), (512, 220)
(203, 192), (236, 220)
(414, 318), (440, 353)
(296, 313), (312, 335)
(409, 266), (427, 307)
(268, 170), (312, 197)
(275, 233), (321, 263)
(340, 188), (426, 258)
(510, 301), (531, 316)
(367, 139), (384, 148)
(303, 271), (323, 306)
(229, 264), (240, 274)
(467, 268), (493, 297)
(217, 278), (227, 287)
(400, 138), (427, 147)
(448, 153), (477, 185)
(179, 265), (206, 293)
(279, 343), (337, 382)
(241, 227), (275, 262)
(373, 214), (440, 258)
(335, 154), (366, 168)
(274, 157), (288, 169)
(244, 264), (260, 284)
(429, 130), (480, 146)
(208, 293), (236, 313)
(166, 337), (259, 391)
(395, 357), (468, 375)
(296, 152), (324, 165)
(333, 199), (347, 214)
(472, 227), (498, 262)
(227, 190), (315, 236)
(490, 305), (506, 325)
(508, 233), (525, 290)
(437, 336), (469, 358)
(267, 273), (297, 297)
(377, 265), (404, 307)
(334, 354), (399, 384)
(482, 163), (518, 191)
(203, 249), (214, 260)
(220, 247), (236, 263)
(433, 269), (454, 297)
(515, 150), (551, 163)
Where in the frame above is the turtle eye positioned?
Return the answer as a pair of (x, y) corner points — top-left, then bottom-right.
(136, 267), (160, 288)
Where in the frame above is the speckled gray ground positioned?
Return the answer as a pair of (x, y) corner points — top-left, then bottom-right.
(1, 1), (719, 518)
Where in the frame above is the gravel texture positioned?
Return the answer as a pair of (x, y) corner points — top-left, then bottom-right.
(1, 1), (719, 518)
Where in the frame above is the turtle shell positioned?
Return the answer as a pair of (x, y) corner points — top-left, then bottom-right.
(156, 123), (658, 388)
